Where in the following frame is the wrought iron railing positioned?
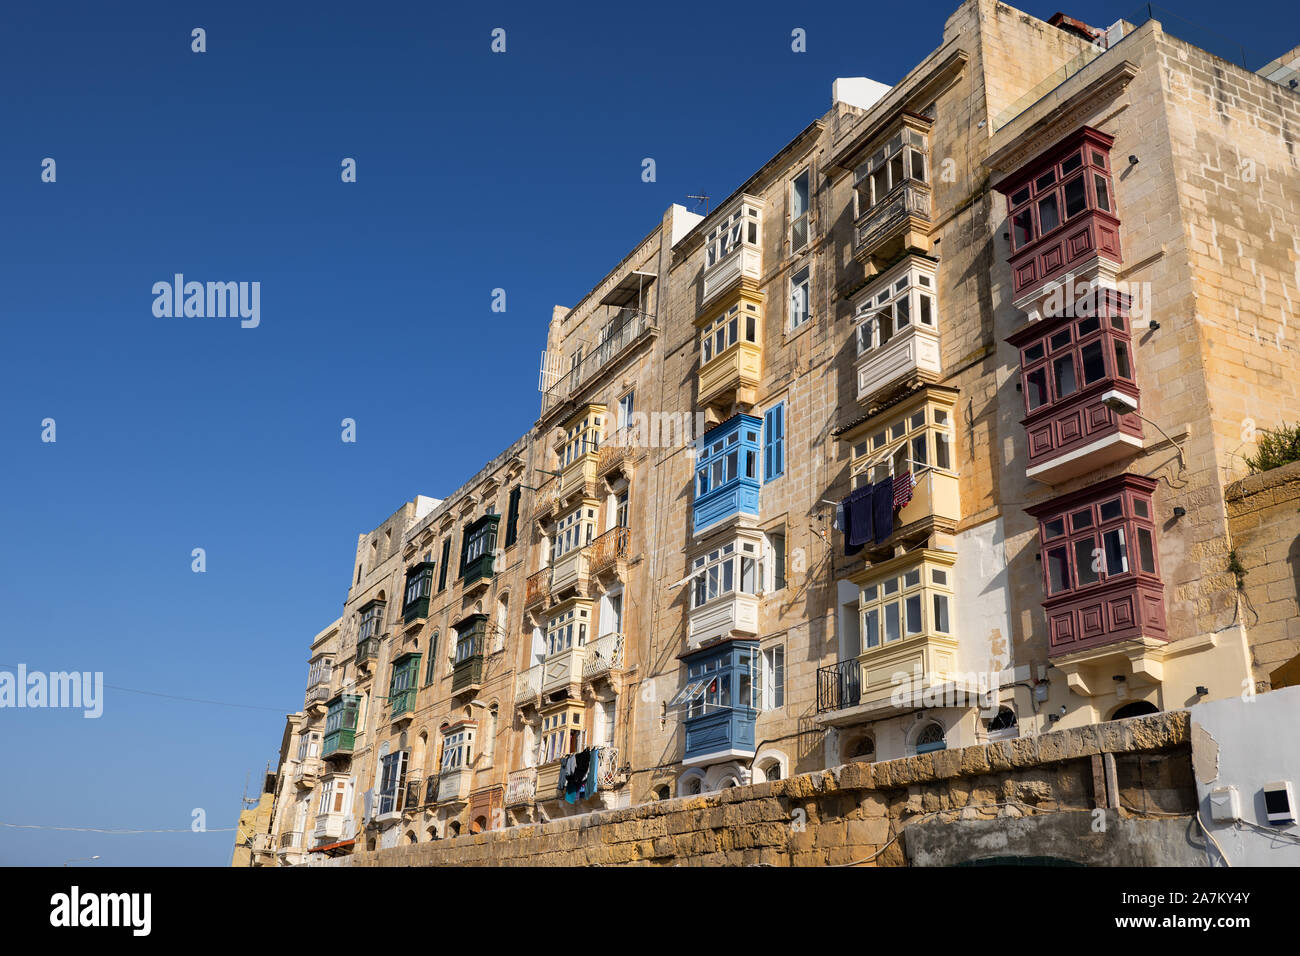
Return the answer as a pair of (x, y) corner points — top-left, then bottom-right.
(541, 311), (656, 413)
(582, 632), (625, 680)
(816, 659), (862, 714)
(279, 830), (303, 849)
(515, 664), (542, 703)
(404, 774), (424, 811)
(595, 745), (620, 789)
(524, 567), (551, 608)
(505, 767), (537, 807)
(586, 526), (630, 575)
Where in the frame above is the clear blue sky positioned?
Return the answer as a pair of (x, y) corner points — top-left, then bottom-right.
(0, 0), (1287, 865)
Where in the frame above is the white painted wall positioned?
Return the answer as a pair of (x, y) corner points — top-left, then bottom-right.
(1190, 686), (1300, 865)
(953, 517), (1012, 679)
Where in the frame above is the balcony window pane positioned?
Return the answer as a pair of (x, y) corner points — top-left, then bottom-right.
(1011, 187), (1030, 206)
(1081, 341), (1107, 384)
(1133, 498), (1149, 519)
(1074, 538), (1101, 586)
(1061, 151), (1083, 174)
(889, 154), (904, 189)
(1026, 368), (1048, 410)
(1099, 499), (1123, 522)
(1077, 316), (1100, 336)
(863, 609), (880, 648)
(746, 314), (756, 341)
(1035, 169), (1056, 190)
(884, 603), (901, 642)
(1047, 547), (1070, 594)
(1064, 176), (1087, 218)
(857, 320), (873, 354)
(910, 149), (926, 181)
(935, 430), (951, 470)
(1012, 210), (1033, 248)
(933, 594), (950, 632)
(722, 560), (734, 594)
(1053, 354), (1077, 399)
(911, 435), (927, 469)
(872, 429), (886, 449)
(1024, 343), (1045, 363)
(1103, 527), (1129, 575)
(1071, 508), (1094, 531)
(1114, 341), (1132, 379)
(861, 584), (877, 601)
(897, 295), (911, 328)
(882, 576), (899, 596)
(1094, 174), (1111, 212)
(1038, 194), (1060, 233)
(1044, 517), (1066, 539)
(726, 450), (738, 481)
(711, 460), (723, 485)
(904, 569), (921, 588)
(1137, 527), (1156, 573)
(919, 294), (933, 326)
(905, 595), (922, 634)
(1050, 330), (1071, 351)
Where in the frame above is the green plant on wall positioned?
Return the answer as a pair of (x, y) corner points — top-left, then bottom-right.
(1245, 422), (1300, 473)
(1227, 549), (1247, 592)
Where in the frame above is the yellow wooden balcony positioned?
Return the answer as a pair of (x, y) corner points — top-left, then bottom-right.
(699, 340), (763, 408)
(896, 469), (960, 530)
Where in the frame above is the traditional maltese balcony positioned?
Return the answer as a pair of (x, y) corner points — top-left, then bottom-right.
(587, 526), (630, 579)
(697, 288), (763, 411)
(524, 567), (551, 610)
(674, 640), (759, 767)
(1027, 475), (1167, 673)
(553, 405), (606, 510)
(540, 600), (592, 696)
(851, 114), (934, 270)
(851, 255), (941, 406)
(691, 415), (762, 537)
(700, 197), (764, 309)
(1008, 300), (1142, 485)
(504, 767), (537, 808)
(685, 533), (763, 651)
(993, 127), (1122, 321)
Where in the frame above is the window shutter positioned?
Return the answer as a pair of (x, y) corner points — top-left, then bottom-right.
(438, 538), (451, 591)
(764, 404), (785, 482)
(505, 486), (521, 547)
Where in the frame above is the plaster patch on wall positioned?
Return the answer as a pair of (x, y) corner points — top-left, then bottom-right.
(1191, 720), (1220, 785)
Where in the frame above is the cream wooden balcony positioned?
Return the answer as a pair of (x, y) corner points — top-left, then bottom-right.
(437, 765), (472, 805)
(550, 546), (590, 598)
(856, 324), (941, 405)
(816, 633), (963, 725)
(699, 340), (763, 409)
(536, 761), (562, 801)
(541, 645), (584, 696)
(895, 469), (960, 533)
(687, 593), (759, 651)
(556, 451), (599, 508)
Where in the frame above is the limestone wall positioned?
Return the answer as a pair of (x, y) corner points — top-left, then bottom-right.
(322, 711), (1194, 867)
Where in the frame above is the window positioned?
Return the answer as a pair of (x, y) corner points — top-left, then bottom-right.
(694, 419), (759, 498)
(555, 505), (596, 558)
(790, 169), (810, 252)
(858, 557), (953, 649)
(307, 657), (332, 689)
(854, 124), (929, 212)
(403, 562), (433, 615)
(849, 399), (955, 486)
(691, 540), (762, 608)
(853, 260), (938, 355)
(454, 617), (486, 663)
(424, 632), (439, 684)
(700, 300), (760, 365)
(1017, 311), (1134, 414)
(616, 390), (637, 443)
(1005, 141), (1115, 252)
(674, 645), (759, 718)
(761, 646), (785, 710)
(546, 605), (589, 656)
(560, 412), (602, 467)
(388, 653), (420, 715)
(318, 776), (348, 815)
(616, 491), (629, 529)
(766, 531), (786, 590)
(440, 727), (474, 770)
(763, 403), (785, 482)
(437, 537), (451, 592)
(788, 267), (810, 330)
(460, 515), (498, 575)
(704, 203), (760, 269)
(357, 601), (384, 642)
(504, 486), (522, 548)
(1033, 479), (1160, 598)
(377, 750), (409, 815)
(540, 707), (584, 763)
(914, 722), (946, 754)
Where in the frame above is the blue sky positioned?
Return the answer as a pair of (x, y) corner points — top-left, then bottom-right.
(0, 0), (1288, 866)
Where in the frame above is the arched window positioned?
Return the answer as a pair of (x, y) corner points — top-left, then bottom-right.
(426, 824), (439, 841)
(757, 757), (784, 782)
(914, 721), (946, 755)
(717, 776), (739, 790)
(447, 820), (461, 838)
(848, 735), (875, 761)
(653, 785), (671, 801)
(985, 706), (1018, 738)
(405, 830), (418, 845)
(1111, 700), (1159, 720)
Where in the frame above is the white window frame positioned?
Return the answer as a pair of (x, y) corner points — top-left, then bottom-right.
(788, 265), (811, 331)
(789, 168), (811, 253)
(545, 606), (589, 656)
(690, 540), (762, 609)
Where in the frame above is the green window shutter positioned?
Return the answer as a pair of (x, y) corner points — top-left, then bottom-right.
(505, 486), (521, 548)
(437, 538), (451, 591)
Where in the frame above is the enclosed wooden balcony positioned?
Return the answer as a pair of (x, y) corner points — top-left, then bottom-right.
(550, 545), (590, 599)
(541, 645), (584, 696)
(815, 633), (960, 724)
(856, 324), (941, 405)
(854, 180), (933, 266)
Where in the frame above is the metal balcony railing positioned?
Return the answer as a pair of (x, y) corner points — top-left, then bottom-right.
(279, 830), (303, 850)
(524, 567), (551, 608)
(586, 526), (630, 575)
(541, 311), (656, 414)
(816, 659), (862, 714)
(515, 664), (542, 703)
(582, 632), (625, 680)
(505, 767), (537, 807)
(594, 745), (620, 790)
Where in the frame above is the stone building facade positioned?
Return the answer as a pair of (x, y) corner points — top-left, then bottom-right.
(240, 0), (1300, 863)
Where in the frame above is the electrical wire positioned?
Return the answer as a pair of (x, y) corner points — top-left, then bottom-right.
(0, 822), (237, 834)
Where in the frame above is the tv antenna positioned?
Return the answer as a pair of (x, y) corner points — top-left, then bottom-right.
(686, 192), (711, 215)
